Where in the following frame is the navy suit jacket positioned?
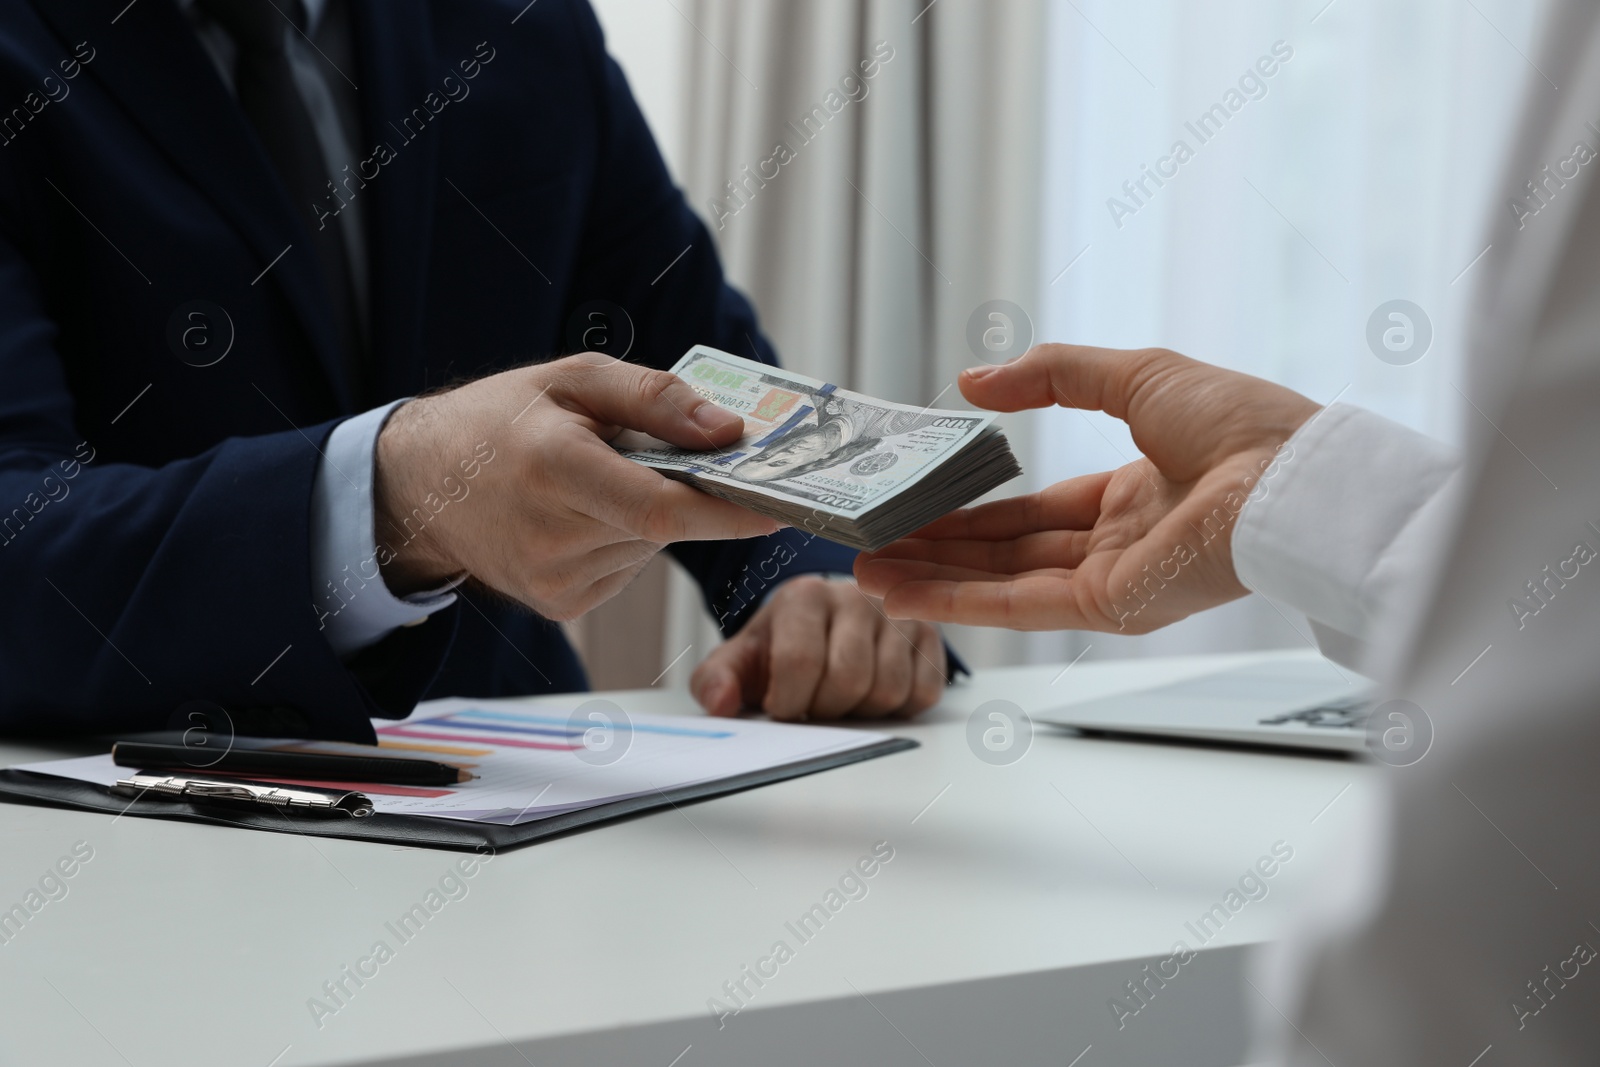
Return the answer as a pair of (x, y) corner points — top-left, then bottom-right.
(0, 0), (855, 739)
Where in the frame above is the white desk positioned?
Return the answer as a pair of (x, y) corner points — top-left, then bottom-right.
(0, 651), (1374, 1067)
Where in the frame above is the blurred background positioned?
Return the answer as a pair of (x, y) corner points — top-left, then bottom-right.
(567, 0), (1553, 689)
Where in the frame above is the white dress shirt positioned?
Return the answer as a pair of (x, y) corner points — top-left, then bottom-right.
(1233, 3), (1600, 1061)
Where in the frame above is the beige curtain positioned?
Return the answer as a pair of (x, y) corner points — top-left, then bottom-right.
(576, 0), (1049, 689)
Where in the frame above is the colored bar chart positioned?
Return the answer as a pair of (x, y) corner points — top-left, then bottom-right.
(376, 725), (579, 752)
(444, 707), (736, 739)
(375, 738), (493, 758)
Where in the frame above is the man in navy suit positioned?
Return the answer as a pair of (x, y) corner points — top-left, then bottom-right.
(0, 0), (947, 740)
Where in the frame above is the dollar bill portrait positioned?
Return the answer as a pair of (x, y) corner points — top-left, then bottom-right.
(729, 392), (950, 483)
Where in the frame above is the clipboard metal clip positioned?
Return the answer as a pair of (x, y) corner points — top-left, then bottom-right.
(113, 774), (374, 818)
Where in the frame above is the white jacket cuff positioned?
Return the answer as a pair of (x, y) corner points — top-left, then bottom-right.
(1233, 403), (1457, 666)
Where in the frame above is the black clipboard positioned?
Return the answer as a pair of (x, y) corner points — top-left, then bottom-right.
(0, 736), (917, 852)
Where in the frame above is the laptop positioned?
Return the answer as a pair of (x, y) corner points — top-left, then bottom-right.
(1035, 656), (1376, 754)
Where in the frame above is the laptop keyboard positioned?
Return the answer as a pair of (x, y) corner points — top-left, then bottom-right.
(1258, 698), (1373, 729)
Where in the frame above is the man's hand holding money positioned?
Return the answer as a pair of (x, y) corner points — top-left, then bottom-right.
(374, 351), (944, 722)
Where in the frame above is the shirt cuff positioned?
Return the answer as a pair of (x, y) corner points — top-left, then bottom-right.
(310, 400), (460, 659)
(1233, 403), (1458, 659)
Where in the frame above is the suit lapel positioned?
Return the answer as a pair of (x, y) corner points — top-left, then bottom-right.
(29, 0), (354, 410)
(349, 0), (439, 402)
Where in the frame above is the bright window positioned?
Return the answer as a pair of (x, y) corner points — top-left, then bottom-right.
(1026, 0), (1551, 661)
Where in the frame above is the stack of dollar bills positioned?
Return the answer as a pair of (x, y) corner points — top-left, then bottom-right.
(615, 346), (1022, 551)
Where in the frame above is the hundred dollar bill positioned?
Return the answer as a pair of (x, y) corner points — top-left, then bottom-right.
(614, 346), (1022, 550)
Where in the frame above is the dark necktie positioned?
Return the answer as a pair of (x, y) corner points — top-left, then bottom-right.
(196, 0), (364, 397)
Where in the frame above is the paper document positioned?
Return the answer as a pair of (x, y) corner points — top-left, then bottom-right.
(19, 697), (897, 826)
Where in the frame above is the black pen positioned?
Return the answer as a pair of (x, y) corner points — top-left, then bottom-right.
(111, 742), (474, 786)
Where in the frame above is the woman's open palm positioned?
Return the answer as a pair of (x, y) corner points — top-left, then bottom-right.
(854, 345), (1320, 633)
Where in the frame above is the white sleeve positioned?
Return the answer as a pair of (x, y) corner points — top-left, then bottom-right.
(309, 401), (461, 659)
(1232, 403), (1459, 670)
